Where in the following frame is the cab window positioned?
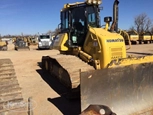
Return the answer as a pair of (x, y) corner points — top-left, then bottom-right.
(61, 11), (69, 30)
(87, 6), (98, 27)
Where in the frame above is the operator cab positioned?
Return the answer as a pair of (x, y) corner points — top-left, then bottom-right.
(60, 2), (101, 47)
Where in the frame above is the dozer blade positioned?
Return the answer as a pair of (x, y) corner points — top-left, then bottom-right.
(80, 62), (153, 115)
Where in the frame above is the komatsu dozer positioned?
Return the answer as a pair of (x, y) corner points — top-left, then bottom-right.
(14, 37), (30, 51)
(41, 0), (153, 114)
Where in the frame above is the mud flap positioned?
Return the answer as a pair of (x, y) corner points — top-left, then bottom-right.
(80, 63), (153, 115)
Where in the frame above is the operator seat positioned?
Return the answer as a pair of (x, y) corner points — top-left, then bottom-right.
(72, 21), (86, 46)
(73, 21), (83, 32)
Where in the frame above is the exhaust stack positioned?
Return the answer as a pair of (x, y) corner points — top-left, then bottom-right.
(110, 0), (119, 32)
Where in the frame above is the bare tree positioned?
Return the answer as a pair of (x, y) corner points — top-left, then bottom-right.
(46, 30), (52, 35)
(51, 28), (61, 36)
(150, 26), (153, 33)
(46, 28), (61, 37)
(128, 26), (135, 31)
(134, 13), (152, 34)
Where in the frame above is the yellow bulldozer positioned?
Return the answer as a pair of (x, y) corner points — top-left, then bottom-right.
(125, 30), (139, 45)
(125, 30), (153, 45)
(139, 31), (153, 44)
(27, 36), (38, 46)
(41, 0), (153, 114)
(0, 39), (8, 51)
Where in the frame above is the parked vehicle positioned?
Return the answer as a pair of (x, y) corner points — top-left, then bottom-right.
(38, 35), (52, 49)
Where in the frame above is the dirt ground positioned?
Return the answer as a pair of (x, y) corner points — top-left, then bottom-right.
(0, 44), (80, 115)
(1, 43), (153, 115)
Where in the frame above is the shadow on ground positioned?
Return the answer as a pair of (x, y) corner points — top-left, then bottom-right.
(36, 48), (51, 51)
(48, 97), (80, 115)
(127, 52), (153, 56)
(36, 62), (81, 115)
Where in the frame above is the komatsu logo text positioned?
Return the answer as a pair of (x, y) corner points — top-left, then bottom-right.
(107, 38), (124, 43)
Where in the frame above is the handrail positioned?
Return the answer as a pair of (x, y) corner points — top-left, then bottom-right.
(118, 28), (131, 50)
(89, 26), (101, 52)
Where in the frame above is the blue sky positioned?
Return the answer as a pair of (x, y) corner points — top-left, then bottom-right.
(0, 0), (153, 36)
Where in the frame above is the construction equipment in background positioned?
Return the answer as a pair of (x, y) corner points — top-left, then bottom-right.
(124, 30), (153, 45)
(27, 36), (38, 46)
(0, 59), (26, 114)
(14, 37), (30, 51)
(41, 0), (153, 114)
(0, 38), (8, 51)
(139, 31), (153, 44)
(12, 37), (16, 43)
(119, 29), (131, 49)
(124, 30), (139, 45)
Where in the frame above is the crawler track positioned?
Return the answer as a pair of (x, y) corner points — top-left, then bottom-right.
(42, 54), (94, 97)
(0, 59), (25, 114)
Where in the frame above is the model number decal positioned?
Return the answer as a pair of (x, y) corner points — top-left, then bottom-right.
(107, 38), (124, 43)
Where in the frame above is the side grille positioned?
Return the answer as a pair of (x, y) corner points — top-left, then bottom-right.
(111, 48), (122, 59)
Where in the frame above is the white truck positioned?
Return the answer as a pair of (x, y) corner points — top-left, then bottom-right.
(38, 35), (52, 49)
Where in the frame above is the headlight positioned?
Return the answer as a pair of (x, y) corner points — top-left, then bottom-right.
(97, 0), (102, 4)
(93, 0), (97, 4)
(85, 0), (102, 5)
(86, 0), (92, 4)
